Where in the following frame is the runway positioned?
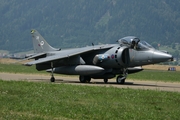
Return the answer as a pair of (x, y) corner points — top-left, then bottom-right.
(0, 72), (180, 92)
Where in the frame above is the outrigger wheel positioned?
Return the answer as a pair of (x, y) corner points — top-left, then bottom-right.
(51, 76), (55, 82)
(50, 62), (55, 82)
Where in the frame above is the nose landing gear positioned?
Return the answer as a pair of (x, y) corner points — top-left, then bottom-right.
(116, 75), (125, 84)
(116, 68), (128, 84)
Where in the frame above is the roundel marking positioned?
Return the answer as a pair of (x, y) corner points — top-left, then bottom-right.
(40, 41), (44, 46)
(111, 54), (115, 59)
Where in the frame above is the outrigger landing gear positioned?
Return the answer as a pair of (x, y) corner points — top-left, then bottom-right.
(50, 62), (55, 82)
(51, 76), (55, 82)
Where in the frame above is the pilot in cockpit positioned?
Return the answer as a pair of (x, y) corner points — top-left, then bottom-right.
(131, 40), (139, 50)
(131, 41), (136, 49)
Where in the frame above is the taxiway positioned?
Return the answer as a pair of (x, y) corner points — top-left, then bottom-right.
(0, 72), (180, 92)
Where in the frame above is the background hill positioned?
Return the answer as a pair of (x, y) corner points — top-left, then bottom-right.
(0, 0), (180, 53)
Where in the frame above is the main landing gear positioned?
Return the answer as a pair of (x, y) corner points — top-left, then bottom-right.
(104, 79), (108, 83)
(79, 75), (91, 83)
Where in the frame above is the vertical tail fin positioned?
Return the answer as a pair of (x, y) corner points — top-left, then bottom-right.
(31, 29), (58, 53)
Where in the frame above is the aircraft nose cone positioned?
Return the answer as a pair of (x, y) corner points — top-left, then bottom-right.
(153, 50), (173, 63)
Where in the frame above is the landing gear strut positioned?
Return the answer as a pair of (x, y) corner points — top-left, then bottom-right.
(50, 62), (55, 82)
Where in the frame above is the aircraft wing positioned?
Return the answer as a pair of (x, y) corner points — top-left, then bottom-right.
(24, 44), (114, 66)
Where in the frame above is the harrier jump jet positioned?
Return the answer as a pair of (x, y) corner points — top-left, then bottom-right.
(24, 30), (173, 84)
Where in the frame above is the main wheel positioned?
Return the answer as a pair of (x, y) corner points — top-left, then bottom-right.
(50, 76), (55, 82)
(79, 76), (91, 83)
(104, 79), (108, 83)
(116, 75), (125, 84)
(79, 76), (86, 83)
(86, 76), (91, 83)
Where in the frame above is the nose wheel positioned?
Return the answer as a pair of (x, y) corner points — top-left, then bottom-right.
(117, 68), (128, 84)
(116, 75), (125, 84)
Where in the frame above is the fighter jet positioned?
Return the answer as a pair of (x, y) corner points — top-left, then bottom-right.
(24, 29), (173, 84)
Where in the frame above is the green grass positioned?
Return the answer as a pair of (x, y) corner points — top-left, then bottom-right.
(0, 63), (46, 74)
(0, 80), (180, 120)
(128, 70), (180, 82)
(1, 63), (180, 82)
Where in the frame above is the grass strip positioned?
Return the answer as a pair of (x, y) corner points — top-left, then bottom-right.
(128, 70), (180, 82)
(0, 80), (180, 119)
(0, 63), (45, 74)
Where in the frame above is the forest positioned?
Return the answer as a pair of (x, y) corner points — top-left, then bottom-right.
(0, 0), (180, 55)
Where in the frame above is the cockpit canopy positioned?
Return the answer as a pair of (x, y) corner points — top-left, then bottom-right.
(118, 36), (154, 50)
(139, 41), (154, 50)
(118, 36), (140, 48)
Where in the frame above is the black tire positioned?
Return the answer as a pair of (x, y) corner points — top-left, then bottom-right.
(86, 76), (91, 83)
(79, 75), (86, 83)
(79, 76), (91, 83)
(50, 76), (55, 82)
(116, 75), (125, 84)
(104, 79), (108, 83)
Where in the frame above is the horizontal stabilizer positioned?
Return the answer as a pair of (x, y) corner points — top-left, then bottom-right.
(25, 53), (46, 60)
